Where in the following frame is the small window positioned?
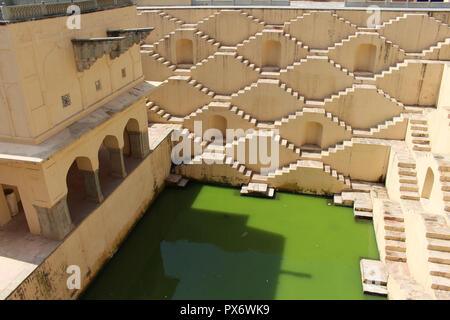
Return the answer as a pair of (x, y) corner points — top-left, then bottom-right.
(61, 94), (71, 108)
(121, 68), (126, 78)
(95, 80), (101, 91)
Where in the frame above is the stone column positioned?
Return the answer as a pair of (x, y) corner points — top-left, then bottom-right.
(108, 147), (127, 178)
(128, 130), (150, 159)
(0, 185), (11, 227)
(80, 169), (104, 203)
(34, 196), (73, 240)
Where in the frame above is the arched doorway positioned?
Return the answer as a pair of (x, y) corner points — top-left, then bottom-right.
(354, 44), (376, 75)
(123, 118), (144, 172)
(176, 39), (194, 66)
(421, 167), (434, 199)
(262, 40), (281, 71)
(302, 121), (323, 148)
(98, 135), (125, 199)
(66, 156), (100, 224)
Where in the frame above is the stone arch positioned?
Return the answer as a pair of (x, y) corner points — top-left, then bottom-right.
(354, 44), (376, 74)
(302, 121), (323, 148)
(421, 167), (434, 199)
(66, 156), (101, 224)
(123, 118), (149, 171)
(125, 118), (141, 132)
(98, 135), (126, 199)
(262, 40), (281, 70)
(176, 38), (194, 66)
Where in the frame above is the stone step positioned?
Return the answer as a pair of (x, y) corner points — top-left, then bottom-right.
(385, 250), (407, 262)
(384, 229), (406, 241)
(430, 262), (450, 278)
(166, 174), (182, 185)
(360, 259), (387, 285)
(398, 167), (417, 176)
(413, 145), (432, 151)
(412, 137), (430, 145)
(399, 175), (418, 184)
(410, 124), (428, 131)
(386, 239), (407, 252)
(428, 238), (450, 252)
(333, 195), (343, 206)
(400, 182), (419, 192)
(411, 131), (429, 138)
(440, 172), (450, 182)
(410, 118), (427, 125)
(177, 178), (189, 188)
(398, 161), (416, 169)
(362, 283), (388, 296)
(219, 46), (237, 52)
(443, 192), (450, 201)
(431, 276), (450, 291)
(300, 151), (322, 160)
(442, 181), (450, 192)
(428, 250), (450, 265)
(398, 166), (417, 177)
(400, 191), (420, 200)
(384, 219), (405, 232)
(354, 210), (373, 219)
(426, 225), (450, 240)
(384, 210), (404, 222)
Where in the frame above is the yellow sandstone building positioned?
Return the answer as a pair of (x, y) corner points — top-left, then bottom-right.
(0, 0), (449, 299)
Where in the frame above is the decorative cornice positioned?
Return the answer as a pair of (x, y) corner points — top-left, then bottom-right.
(72, 37), (125, 72)
(107, 27), (154, 45)
(72, 27), (153, 72)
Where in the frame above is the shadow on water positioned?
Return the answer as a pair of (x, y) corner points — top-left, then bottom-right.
(81, 183), (286, 300)
(81, 182), (384, 300)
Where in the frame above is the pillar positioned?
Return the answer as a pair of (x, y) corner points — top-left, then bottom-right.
(34, 196), (73, 240)
(128, 130), (150, 159)
(80, 169), (104, 203)
(108, 147), (127, 178)
(0, 185), (12, 226)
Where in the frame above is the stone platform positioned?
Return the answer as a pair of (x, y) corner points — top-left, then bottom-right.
(240, 183), (275, 198)
(360, 259), (388, 297)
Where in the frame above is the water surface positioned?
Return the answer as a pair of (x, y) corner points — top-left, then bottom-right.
(82, 182), (383, 300)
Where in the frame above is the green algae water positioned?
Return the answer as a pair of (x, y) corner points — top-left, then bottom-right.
(82, 182), (384, 300)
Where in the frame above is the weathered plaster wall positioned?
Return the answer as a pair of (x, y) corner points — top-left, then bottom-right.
(0, 6), (143, 144)
(0, 90), (149, 236)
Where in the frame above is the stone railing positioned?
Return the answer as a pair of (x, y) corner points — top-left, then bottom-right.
(0, 0), (133, 22)
(192, 0), (290, 6)
(344, 0), (450, 8)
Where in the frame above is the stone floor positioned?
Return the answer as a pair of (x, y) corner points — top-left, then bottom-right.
(0, 210), (59, 299)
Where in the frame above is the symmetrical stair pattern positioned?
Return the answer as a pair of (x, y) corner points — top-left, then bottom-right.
(140, 8), (450, 299)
